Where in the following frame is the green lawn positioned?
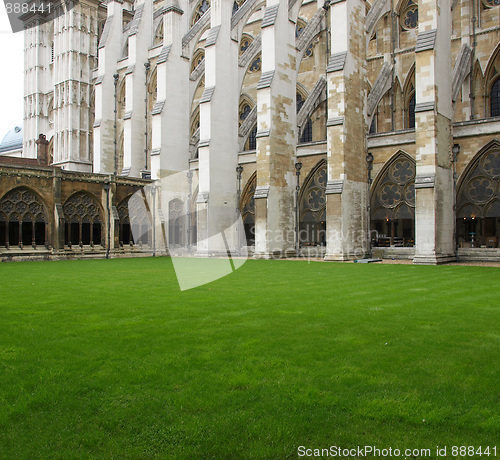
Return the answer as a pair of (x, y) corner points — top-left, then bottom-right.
(0, 258), (498, 459)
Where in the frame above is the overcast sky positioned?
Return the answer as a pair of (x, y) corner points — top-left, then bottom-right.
(0, 6), (24, 141)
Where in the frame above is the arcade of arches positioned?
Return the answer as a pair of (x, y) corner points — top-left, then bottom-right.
(237, 142), (500, 253)
(0, 163), (150, 259)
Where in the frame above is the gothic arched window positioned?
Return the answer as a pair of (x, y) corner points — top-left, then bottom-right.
(233, 0), (246, 15)
(400, 0), (418, 30)
(192, 0), (210, 26)
(249, 56), (261, 72)
(304, 43), (314, 59)
(246, 126), (257, 151)
(371, 153), (415, 247)
(300, 118), (313, 144)
(456, 142), (500, 247)
(239, 103), (251, 123)
(299, 161), (327, 246)
(240, 35), (252, 55)
(0, 188), (48, 248)
(127, 193), (152, 246)
(408, 92), (416, 129)
(240, 173), (256, 245)
(63, 192), (102, 247)
(191, 50), (205, 73)
(491, 77), (500, 117)
(296, 92), (305, 113)
(296, 20), (306, 38)
(153, 20), (163, 47)
(169, 199), (184, 246)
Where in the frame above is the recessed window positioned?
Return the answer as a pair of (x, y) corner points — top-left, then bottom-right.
(408, 93), (415, 129)
(296, 92), (305, 113)
(304, 43), (314, 58)
(491, 78), (500, 117)
(300, 118), (313, 143)
(247, 126), (257, 150)
(192, 0), (209, 26)
(240, 104), (251, 121)
(400, 0), (418, 30)
(249, 57), (261, 72)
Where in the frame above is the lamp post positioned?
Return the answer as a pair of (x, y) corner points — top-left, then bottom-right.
(236, 165), (244, 210)
(113, 74), (119, 176)
(103, 180), (111, 259)
(186, 170), (193, 250)
(452, 143), (460, 258)
(151, 184), (157, 257)
(366, 152), (374, 257)
(295, 161), (302, 256)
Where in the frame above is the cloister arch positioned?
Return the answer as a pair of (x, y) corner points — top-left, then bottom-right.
(370, 151), (416, 247)
(0, 187), (49, 248)
(298, 160), (327, 246)
(63, 192), (103, 247)
(456, 140), (500, 248)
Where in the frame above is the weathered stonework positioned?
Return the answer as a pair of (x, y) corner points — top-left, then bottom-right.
(7, 0), (499, 263)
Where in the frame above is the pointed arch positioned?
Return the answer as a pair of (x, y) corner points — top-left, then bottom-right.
(239, 33), (253, 56)
(371, 151), (415, 247)
(403, 65), (416, 129)
(191, 48), (205, 73)
(399, 0), (418, 30)
(240, 172), (256, 245)
(153, 19), (164, 47)
(0, 187), (49, 247)
(484, 43), (500, 117)
(63, 191), (103, 247)
(117, 194), (134, 245)
(456, 139), (500, 247)
(298, 159), (327, 246)
(192, 0), (210, 26)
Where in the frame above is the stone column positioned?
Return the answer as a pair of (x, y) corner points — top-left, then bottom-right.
(121, 0), (152, 177)
(413, 0), (455, 264)
(324, 0), (368, 261)
(151, 1), (190, 180)
(196, 0), (239, 255)
(93, 0), (123, 174)
(253, 0), (296, 259)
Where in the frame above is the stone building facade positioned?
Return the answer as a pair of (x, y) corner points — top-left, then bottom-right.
(8, 0), (500, 262)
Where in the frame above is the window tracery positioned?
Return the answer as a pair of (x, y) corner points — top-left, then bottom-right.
(192, 0), (210, 26)
(0, 188), (47, 247)
(371, 153), (415, 247)
(400, 0), (418, 30)
(240, 173), (256, 245)
(299, 161), (327, 246)
(63, 192), (102, 246)
(457, 144), (500, 247)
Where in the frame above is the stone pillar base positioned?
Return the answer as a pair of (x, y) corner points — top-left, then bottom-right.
(324, 252), (365, 262)
(253, 250), (296, 260)
(412, 254), (456, 265)
(195, 250), (232, 258)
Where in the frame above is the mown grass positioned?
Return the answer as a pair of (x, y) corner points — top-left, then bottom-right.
(0, 258), (498, 459)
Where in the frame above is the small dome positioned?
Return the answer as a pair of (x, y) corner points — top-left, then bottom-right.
(0, 124), (23, 154)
